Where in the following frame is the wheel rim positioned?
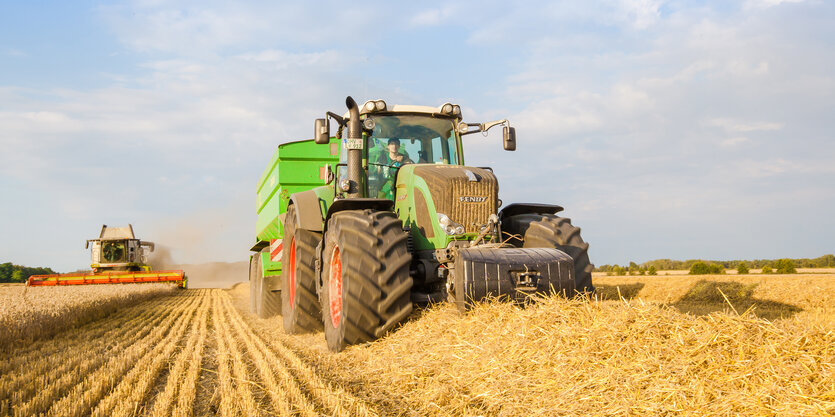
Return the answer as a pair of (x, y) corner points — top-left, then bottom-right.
(328, 245), (342, 328)
(288, 237), (296, 308)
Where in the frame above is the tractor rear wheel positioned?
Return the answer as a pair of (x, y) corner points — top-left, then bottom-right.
(503, 213), (594, 293)
(321, 210), (413, 352)
(281, 204), (323, 333)
(254, 247), (281, 318)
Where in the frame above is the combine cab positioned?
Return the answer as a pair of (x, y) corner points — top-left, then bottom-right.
(27, 225), (186, 288)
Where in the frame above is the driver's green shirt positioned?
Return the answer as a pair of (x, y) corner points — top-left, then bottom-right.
(376, 151), (411, 200)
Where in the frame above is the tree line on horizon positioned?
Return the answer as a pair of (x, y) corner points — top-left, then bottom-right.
(0, 262), (57, 283)
(596, 254), (835, 275)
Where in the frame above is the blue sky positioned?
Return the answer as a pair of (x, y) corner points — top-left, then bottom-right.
(1, 0), (833, 272)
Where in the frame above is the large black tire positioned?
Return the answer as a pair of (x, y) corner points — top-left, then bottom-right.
(321, 210), (413, 352)
(249, 253), (259, 314)
(254, 247), (282, 318)
(503, 213), (594, 293)
(281, 205), (323, 333)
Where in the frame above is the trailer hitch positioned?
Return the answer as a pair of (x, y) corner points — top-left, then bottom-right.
(511, 270), (540, 289)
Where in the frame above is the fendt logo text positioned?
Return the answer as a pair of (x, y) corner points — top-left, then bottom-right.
(458, 196), (487, 203)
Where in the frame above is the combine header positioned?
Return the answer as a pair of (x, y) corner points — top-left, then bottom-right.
(27, 225), (187, 288)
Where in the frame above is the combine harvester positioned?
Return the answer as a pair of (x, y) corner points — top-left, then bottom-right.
(27, 225), (187, 288)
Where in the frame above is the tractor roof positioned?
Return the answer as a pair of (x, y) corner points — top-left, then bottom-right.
(342, 101), (460, 118)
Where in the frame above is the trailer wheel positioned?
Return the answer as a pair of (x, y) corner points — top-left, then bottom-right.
(253, 248), (281, 318)
(321, 210), (413, 352)
(503, 213), (594, 293)
(281, 204), (323, 333)
(249, 254), (259, 314)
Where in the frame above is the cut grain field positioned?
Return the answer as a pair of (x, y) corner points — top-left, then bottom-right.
(1, 274), (834, 416)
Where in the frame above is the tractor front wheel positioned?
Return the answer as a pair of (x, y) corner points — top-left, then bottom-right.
(503, 213), (594, 293)
(321, 210), (413, 352)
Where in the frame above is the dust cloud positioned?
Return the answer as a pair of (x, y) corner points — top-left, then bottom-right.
(148, 245), (176, 270)
(175, 261), (249, 289)
(149, 244), (249, 289)
(142, 201), (253, 288)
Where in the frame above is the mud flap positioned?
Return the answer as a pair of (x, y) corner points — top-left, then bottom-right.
(452, 247), (575, 311)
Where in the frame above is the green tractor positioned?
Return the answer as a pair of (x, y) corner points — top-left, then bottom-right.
(250, 96), (593, 351)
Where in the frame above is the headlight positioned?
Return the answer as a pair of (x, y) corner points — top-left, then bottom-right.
(364, 101), (375, 112)
(437, 213), (465, 236)
(375, 100), (386, 111)
(441, 103), (453, 114)
(339, 179), (351, 192)
(452, 105), (461, 115)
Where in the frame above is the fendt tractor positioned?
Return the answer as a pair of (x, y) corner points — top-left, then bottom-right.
(27, 224), (187, 288)
(250, 96), (593, 351)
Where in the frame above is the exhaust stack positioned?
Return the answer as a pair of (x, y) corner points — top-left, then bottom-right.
(345, 96), (363, 198)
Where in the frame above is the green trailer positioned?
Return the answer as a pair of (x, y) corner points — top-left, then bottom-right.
(250, 96), (594, 351)
(249, 139), (340, 315)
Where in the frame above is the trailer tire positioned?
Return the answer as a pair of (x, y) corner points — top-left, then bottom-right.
(503, 213), (595, 293)
(281, 204), (323, 333)
(254, 248), (281, 318)
(321, 210), (413, 352)
(249, 254), (259, 314)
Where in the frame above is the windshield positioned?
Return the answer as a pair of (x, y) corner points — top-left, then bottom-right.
(365, 115), (459, 199)
(102, 241), (126, 262)
(366, 115), (458, 165)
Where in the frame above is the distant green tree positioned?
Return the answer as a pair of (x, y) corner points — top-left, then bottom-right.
(689, 262), (710, 275)
(774, 259), (797, 274)
(737, 262), (749, 274)
(647, 265), (657, 275)
(689, 262), (724, 275)
(761, 265), (773, 274)
(0, 262), (12, 281)
(708, 263), (725, 274)
(0, 262), (57, 283)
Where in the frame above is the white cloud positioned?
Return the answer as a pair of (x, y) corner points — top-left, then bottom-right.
(744, 0), (809, 10)
(720, 136), (751, 147)
(619, 0), (664, 29)
(410, 6), (458, 27)
(708, 118), (784, 132)
(3, 47), (27, 57)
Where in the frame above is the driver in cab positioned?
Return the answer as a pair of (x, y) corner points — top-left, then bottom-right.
(381, 138), (413, 167)
(375, 138), (413, 199)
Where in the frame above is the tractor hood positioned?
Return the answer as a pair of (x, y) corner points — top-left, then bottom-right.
(408, 165), (498, 236)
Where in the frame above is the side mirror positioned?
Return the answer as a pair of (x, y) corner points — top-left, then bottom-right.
(503, 126), (516, 151)
(320, 164), (335, 184)
(314, 118), (330, 144)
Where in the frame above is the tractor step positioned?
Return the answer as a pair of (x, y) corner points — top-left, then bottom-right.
(27, 270), (187, 288)
(453, 247), (575, 306)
